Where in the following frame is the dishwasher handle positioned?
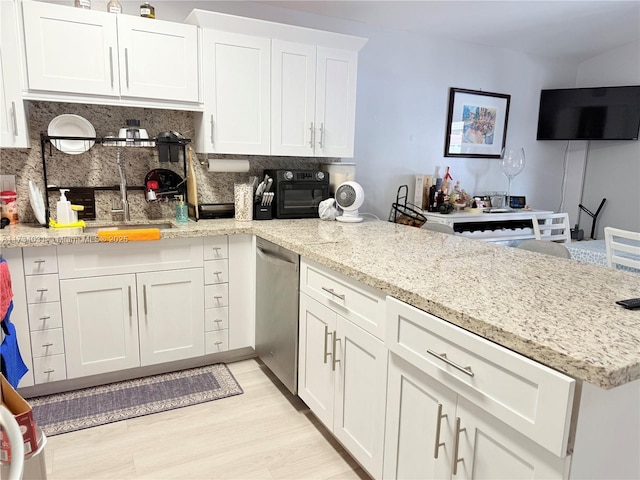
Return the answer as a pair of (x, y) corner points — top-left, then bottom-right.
(256, 247), (298, 270)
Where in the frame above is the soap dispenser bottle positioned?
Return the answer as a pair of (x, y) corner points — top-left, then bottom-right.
(57, 189), (72, 224)
(175, 195), (188, 223)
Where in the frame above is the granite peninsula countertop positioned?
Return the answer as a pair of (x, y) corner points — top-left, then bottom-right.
(2, 218), (639, 390)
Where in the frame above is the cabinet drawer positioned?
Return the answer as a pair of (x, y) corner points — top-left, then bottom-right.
(28, 302), (63, 331)
(300, 258), (386, 339)
(203, 236), (228, 260)
(386, 296), (575, 458)
(30, 328), (65, 357)
(205, 329), (228, 353)
(57, 238), (204, 279)
(32, 354), (67, 383)
(204, 259), (229, 285)
(25, 274), (60, 304)
(23, 246), (58, 274)
(205, 284), (229, 308)
(205, 307), (229, 331)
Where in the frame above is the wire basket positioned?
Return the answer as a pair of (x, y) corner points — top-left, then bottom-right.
(388, 185), (427, 228)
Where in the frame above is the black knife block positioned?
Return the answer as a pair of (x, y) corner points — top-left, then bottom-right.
(254, 202), (272, 220)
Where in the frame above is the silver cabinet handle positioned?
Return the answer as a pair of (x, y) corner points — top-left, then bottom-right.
(318, 122), (325, 148)
(434, 403), (447, 459)
(427, 350), (474, 377)
(11, 102), (18, 136)
(309, 122), (315, 148)
(125, 48), (130, 88)
(214, 341), (222, 345)
(143, 284), (148, 315)
(39, 315), (50, 321)
(41, 343), (53, 347)
(43, 369), (55, 374)
(34, 259), (46, 264)
(109, 46), (114, 88)
(323, 325), (332, 364)
(453, 417), (466, 475)
(214, 319), (223, 323)
(128, 286), (132, 317)
(321, 286), (345, 301)
(36, 288), (48, 293)
(210, 115), (215, 145)
(331, 330), (340, 371)
(213, 271), (223, 276)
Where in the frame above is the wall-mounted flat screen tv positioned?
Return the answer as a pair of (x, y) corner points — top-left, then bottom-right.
(536, 86), (640, 140)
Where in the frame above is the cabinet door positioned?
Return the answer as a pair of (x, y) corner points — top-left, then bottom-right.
(271, 40), (316, 156)
(315, 47), (358, 158)
(61, 274), (139, 378)
(334, 315), (388, 479)
(22, 1), (119, 97)
(116, 15), (198, 103)
(0, 0), (29, 148)
(198, 30), (270, 154)
(454, 397), (569, 480)
(384, 354), (456, 480)
(137, 268), (204, 366)
(298, 292), (336, 429)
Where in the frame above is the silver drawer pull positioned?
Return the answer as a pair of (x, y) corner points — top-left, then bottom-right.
(34, 259), (46, 264)
(42, 343), (53, 347)
(453, 417), (466, 475)
(36, 288), (48, 293)
(39, 315), (51, 321)
(213, 271), (223, 276)
(427, 350), (474, 377)
(214, 319), (223, 323)
(321, 286), (345, 301)
(214, 341), (222, 346)
(214, 295), (223, 300)
(44, 369), (55, 374)
(434, 403), (447, 459)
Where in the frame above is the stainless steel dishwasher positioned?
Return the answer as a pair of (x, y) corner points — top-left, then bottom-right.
(255, 238), (300, 394)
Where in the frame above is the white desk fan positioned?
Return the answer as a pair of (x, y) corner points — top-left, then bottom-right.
(335, 181), (364, 223)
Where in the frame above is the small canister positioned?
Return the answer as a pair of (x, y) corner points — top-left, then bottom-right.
(0, 191), (18, 224)
(234, 183), (253, 222)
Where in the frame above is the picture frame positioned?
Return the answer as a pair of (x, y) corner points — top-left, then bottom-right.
(444, 88), (511, 158)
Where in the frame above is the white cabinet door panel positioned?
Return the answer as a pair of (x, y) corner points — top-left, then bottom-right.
(117, 15), (198, 102)
(22, 1), (119, 96)
(61, 275), (139, 378)
(137, 269), (204, 366)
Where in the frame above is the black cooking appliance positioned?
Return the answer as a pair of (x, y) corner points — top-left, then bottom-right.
(266, 169), (329, 219)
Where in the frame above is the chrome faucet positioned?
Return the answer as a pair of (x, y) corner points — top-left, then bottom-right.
(111, 149), (130, 221)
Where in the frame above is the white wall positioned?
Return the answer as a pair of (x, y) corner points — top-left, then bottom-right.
(574, 42), (640, 238)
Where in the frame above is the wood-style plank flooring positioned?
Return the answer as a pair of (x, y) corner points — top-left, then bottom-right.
(41, 359), (370, 480)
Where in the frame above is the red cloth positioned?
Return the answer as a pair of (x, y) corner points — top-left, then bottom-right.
(0, 259), (13, 320)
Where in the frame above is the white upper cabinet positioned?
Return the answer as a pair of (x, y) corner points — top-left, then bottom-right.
(21, 1), (199, 107)
(194, 30), (270, 155)
(186, 9), (367, 157)
(272, 42), (358, 158)
(1, 0), (29, 147)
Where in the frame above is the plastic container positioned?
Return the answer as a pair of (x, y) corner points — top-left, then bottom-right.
(56, 189), (72, 224)
(175, 195), (188, 223)
(234, 184), (253, 222)
(0, 191), (18, 224)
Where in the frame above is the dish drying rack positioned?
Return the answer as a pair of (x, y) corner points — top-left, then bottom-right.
(388, 185), (427, 228)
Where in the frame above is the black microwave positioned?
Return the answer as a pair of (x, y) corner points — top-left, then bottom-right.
(265, 170), (330, 219)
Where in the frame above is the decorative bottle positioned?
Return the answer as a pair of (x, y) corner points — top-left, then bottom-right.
(107, 0), (122, 13)
(140, 2), (155, 18)
(175, 195), (188, 223)
(74, 0), (91, 9)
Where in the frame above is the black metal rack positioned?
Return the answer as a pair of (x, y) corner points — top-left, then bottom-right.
(39, 133), (190, 227)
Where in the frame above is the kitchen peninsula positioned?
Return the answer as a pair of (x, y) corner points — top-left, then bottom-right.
(1, 218), (639, 479)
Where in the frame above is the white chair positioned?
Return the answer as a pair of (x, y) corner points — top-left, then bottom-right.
(421, 222), (455, 234)
(517, 239), (571, 258)
(531, 213), (571, 243)
(604, 227), (640, 270)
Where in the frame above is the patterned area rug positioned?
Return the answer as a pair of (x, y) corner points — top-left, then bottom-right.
(29, 364), (243, 436)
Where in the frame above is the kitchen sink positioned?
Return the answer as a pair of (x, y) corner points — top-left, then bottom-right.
(83, 222), (175, 233)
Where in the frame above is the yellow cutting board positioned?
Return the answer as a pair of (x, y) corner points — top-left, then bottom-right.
(186, 145), (199, 220)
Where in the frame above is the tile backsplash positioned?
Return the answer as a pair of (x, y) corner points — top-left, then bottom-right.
(0, 101), (323, 224)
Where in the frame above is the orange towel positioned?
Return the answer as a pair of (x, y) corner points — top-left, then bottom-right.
(97, 228), (161, 242)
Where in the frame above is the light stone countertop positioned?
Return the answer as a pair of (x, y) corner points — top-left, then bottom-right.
(2, 218), (639, 390)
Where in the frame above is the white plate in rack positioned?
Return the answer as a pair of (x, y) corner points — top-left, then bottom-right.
(47, 114), (96, 154)
(28, 180), (47, 225)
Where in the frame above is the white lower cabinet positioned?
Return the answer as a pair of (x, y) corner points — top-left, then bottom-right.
(298, 292), (387, 479)
(384, 354), (570, 480)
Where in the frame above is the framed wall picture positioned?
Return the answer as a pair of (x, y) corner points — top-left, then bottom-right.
(444, 88), (511, 158)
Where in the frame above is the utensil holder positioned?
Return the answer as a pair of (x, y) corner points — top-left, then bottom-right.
(254, 202), (272, 220)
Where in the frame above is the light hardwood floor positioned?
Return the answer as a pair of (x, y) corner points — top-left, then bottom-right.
(40, 359), (370, 480)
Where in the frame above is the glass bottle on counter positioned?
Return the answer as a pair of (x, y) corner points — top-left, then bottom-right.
(140, 2), (155, 18)
(74, 0), (91, 9)
(107, 0), (122, 13)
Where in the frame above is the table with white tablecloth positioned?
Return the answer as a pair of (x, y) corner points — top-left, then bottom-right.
(566, 239), (640, 273)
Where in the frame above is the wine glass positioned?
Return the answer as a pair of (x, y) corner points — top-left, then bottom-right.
(500, 147), (525, 209)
